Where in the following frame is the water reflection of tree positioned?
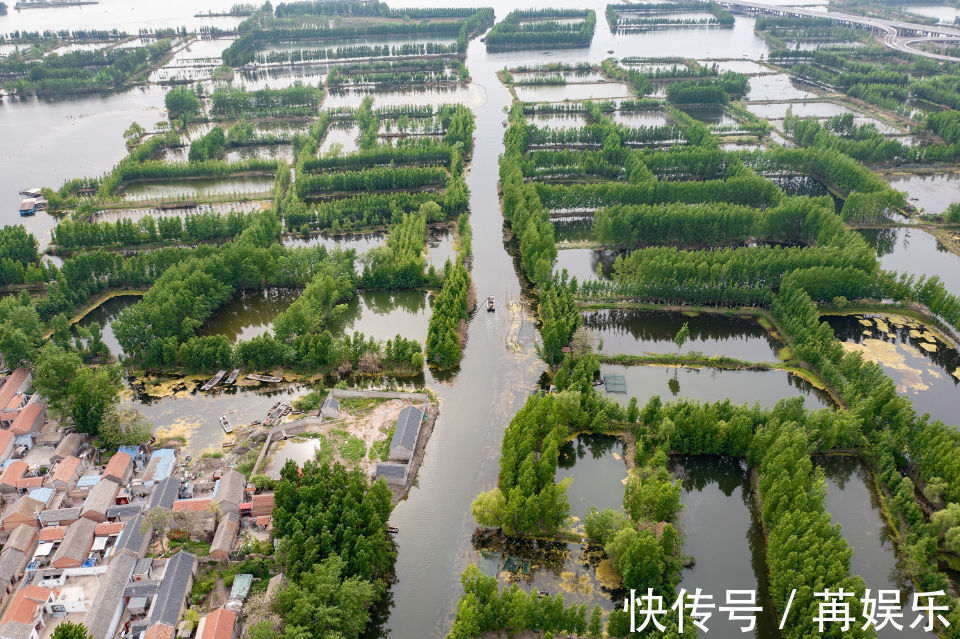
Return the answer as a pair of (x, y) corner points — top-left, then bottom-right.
(672, 455), (747, 497)
(557, 434), (624, 468)
(582, 308), (780, 352)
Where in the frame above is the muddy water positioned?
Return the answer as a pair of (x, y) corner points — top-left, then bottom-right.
(822, 314), (960, 427)
(599, 363), (833, 410)
(555, 434), (628, 522)
(583, 308), (783, 362)
(816, 456), (933, 639)
(679, 104), (737, 126)
(856, 226), (960, 298)
(748, 74), (819, 101)
(671, 455), (779, 639)
(513, 82), (633, 102)
(746, 101), (853, 119)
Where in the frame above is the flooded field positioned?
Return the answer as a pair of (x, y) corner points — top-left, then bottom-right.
(555, 434), (627, 522)
(672, 455), (779, 639)
(552, 217), (594, 243)
(884, 172), (960, 215)
(121, 176), (276, 200)
(610, 109), (672, 127)
(321, 84), (485, 109)
(822, 314), (960, 427)
(746, 101), (853, 119)
(816, 456), (932, 639)
(583, 308), (783, 361)
(747, 73), (820, 100)
(282, 231), (386, 253)
(513, 82), (633, 103)
(599, 363), (833, 409)
(320, 122), (362, 154)
(528, 114), (590, 129)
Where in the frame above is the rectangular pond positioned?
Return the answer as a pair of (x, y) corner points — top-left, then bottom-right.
(747, 74), (820, 101)
(528, 114), (590, 130)
(121, 176), (276, 201)
(816, 455), (933, 639)
(884, 172), (960, 215)
(583, 308), (783, 362)
(197, 288), (300, 342)
(555, 247), (623, 282)
(856, 226), (960, 298)
(672, 455), (780, 639)
(74, 294), (141, 360)
(322, 84), (485, 109)
(746, 101), (853, 120)
(514, 82), (633, 103)
(599, 363), (833, 410)
(555, 433), (628, 524)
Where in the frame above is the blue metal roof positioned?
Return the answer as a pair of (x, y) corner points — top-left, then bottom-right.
(76, 474), (102, 488)
(28, 487), (53, 503)
(148, 449), (175, 482)
(14, 434), (31, 446)
(117, 445), (140, 459)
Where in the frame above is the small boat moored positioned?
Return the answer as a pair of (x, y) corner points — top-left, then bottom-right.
(219, 415), (233, 434)
(486, 295), (495, 312)
(201, 370), (227, 391)
(246, 373), (282, 383)
(224, 368), (240, 384)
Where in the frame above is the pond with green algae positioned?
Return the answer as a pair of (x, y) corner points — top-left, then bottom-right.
(599, 363), (833, 410)
(555, 433), (628, 523)
(583, 308), (783, 362)
(822, 314), (960, 428)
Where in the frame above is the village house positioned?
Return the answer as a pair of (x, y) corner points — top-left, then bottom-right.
(0, 462), (28, 495)
(9, 404), (44, 439)
(49, 456), (82, 492)
(80, 480), (119, 523)
(388, 405), (424, 462)
(1, 498), (42, 531)
(212, 470), (244, 516)
(102, 451), (133, 485)
(49, 434), (83, 465)
(209, 513), (239, 561)
(38, 508), (79, 528)
(50, 518), (96, 569)
(0, 525), (37, 606)
(196, 607), (238, 639)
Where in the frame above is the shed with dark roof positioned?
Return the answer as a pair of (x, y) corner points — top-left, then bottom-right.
(374, 462), (408, 486)
(84, 552), (135, 639)
(38, 508), (80, 528)
(388, 405), (423, 462)
(114, 512), (151, 560)
(148, 477), (180, 511)
(212, 470), (244, 516)
(149, 551), (197, 629)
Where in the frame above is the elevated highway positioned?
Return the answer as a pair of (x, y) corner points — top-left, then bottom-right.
(710, 0), (960, 61)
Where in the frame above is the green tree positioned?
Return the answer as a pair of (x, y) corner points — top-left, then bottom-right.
(32, 344), (83, 415)
(68, 366), (123, 436)
(673, 321), (690, 353)
(588, 605), (604, 638)
(471, 489), (506, 528)
(51, 622), (91, 639)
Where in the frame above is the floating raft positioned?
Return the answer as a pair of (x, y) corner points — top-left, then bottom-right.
(246, 374), (282, 383)
(224, 368), (240, 385)
(604, 374), (626, 393)
(477, 551), (501, 578)
(219, 415), (233, 434)
(503, 555), (531, 575)
(201, 370), (227, 391)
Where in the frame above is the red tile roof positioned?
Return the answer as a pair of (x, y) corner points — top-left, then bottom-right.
(172, 498), (211, 512)
(0, 461), (27, 487)
(4, 395), (22, 412)
(16, 476), (42, 490)
(143, 624), (176, 639)
(0, 369), (29, 410)
(38, 526), (66, 542)
(10, 403), (43, 436)
(94, 522), (124, 536)
(51, 456), (81, 485)
(0, 430), (12, 453)
(1, 585), (51, 625)
(103, 451), (132, 481)
(198, 608), (237, 639)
